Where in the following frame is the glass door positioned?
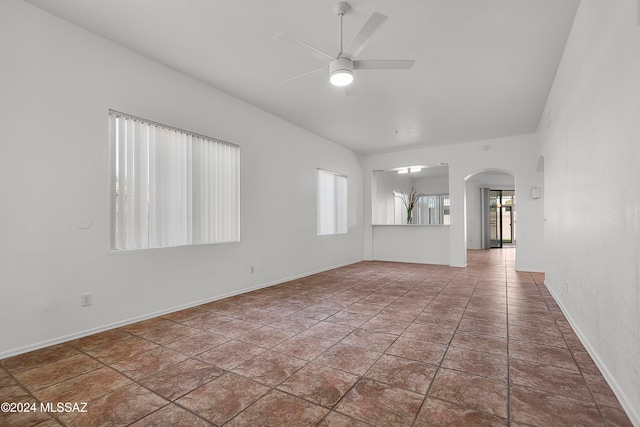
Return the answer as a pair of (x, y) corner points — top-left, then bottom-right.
(489, 190), (502, 248)
(489, 190), (516, 248)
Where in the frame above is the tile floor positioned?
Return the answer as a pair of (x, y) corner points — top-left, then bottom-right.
(0, 249), (633, 426)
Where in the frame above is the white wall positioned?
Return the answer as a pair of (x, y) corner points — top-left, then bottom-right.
(539, 0), (640, 422)
(362, 133), (544, 271)
(465, 181), (483, 249)
(372, 171), (412, 224)
(372, 226), (449, 265)
(0, 0), (363, 358)
(411, 176), (449, 195)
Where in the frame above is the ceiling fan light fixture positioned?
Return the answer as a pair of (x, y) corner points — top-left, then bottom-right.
(330, 70), (353, 86)
(329, 58), (354, 86)
(277, 3), (414, 93)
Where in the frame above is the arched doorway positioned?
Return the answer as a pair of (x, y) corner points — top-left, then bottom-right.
(464, 169), (516, 250)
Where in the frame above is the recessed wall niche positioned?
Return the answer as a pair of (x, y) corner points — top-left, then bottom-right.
(372, 164), (449, 225)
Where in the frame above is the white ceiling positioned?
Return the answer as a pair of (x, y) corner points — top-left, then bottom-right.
(24, 0), (580, 154)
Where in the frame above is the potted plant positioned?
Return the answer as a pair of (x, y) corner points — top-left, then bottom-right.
(395, 187), (425, 224)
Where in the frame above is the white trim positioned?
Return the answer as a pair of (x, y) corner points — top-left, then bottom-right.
(0, 259), (361, 360)
(544, 280), (639, 426)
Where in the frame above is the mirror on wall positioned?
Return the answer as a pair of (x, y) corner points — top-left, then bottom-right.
(372, 164), (450, 225)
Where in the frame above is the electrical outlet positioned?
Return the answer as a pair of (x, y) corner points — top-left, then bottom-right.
(81, 292), (92, 307)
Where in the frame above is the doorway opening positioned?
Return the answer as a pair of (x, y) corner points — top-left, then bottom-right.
(464, 169), (515, 265)
(489, 189), (515, 248)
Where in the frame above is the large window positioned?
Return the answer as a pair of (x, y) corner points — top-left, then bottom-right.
(317, 168), (348, 235)
(110, 111), (240, 250)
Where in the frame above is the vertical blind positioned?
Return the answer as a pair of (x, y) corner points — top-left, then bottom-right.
(110, 111), (240, 250)
(416, 194), (450, 225)
(317, 168), (348, 235)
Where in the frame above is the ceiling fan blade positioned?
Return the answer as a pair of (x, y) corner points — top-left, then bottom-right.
(353, 59), (415, 70)
(274, 33), (335, 63)
(281, 66), (327, 84)
(344, 84), (357, 96)
(342, 12), (388, 58)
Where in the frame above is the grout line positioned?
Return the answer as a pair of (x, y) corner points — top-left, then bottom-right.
(1, 251), (627, 426)
(505, 252), (512, 427)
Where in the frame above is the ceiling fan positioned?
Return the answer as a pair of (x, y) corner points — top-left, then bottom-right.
(275, 2), (415, 95)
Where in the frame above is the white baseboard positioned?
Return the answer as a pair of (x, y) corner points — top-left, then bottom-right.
(515, 267), (545, 273)
(544, 280), (640, 427)
(0, 259), (361, 360)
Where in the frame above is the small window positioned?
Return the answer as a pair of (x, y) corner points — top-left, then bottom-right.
(317, 169), (348, 235)
(110, 111), (240, 250)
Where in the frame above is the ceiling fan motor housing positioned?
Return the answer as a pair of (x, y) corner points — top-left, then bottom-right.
(329, 57), (354, 86)
(330, 57), (353, 74)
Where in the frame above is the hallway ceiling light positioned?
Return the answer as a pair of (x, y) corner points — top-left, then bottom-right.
(398, 167), (422, 174)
